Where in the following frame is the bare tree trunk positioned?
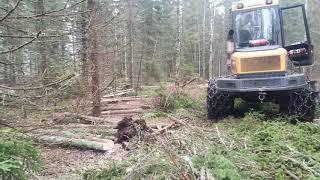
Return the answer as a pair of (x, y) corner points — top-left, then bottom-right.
(88, 0), (101, 117)
(209, 2), (215, 79)
(197, 8), (201, 77)
(80, 2), (89, 90)
(202, 0), (207, 79)
(175, 0), (183, 86)
(35, 0), (47, 84)
(123, 35), (128, 81)
(127, 0), (134, 88)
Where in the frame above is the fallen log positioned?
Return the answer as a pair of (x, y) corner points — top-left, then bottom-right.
(23, 133), (114, 152)
(53, 124), (116, 129)
(103, 89), (134, 98)
(101, 109), (143, 115)
(45, 112), (114, 125)
(101, 97), (149, 104)
(101, 105), (151, 111)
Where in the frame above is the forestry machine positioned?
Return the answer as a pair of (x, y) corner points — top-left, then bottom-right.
(207, 0), (318, 121)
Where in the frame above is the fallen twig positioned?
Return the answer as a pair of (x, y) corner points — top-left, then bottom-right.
(215, 125), (229, 150)
(152, 122), (179, 135)
(286, 170), (300, 180)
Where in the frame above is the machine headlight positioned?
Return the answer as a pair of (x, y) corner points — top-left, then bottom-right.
(237, 3), (244, 9)
(266, 0), (273, 5)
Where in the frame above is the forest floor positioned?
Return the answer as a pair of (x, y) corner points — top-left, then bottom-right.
(34, 91), (169, 179)
(2, 83), (320, 179)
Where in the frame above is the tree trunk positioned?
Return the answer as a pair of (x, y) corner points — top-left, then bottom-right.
(127, 0), (134, 88)
(80, 2), (89, 91)
(88, 0), (101, 117)
(209, 2), (215, 79)
(197, 9), (201, 77)
(35, 0), (47, 84)
(175, 0), (183, 86)
(202, 0), (207, 79)
(123, 35), (128, 81)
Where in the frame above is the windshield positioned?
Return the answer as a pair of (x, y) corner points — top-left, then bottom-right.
(235, 7), (280, 49)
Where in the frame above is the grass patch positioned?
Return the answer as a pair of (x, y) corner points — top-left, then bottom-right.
(83, 162), (126, 180)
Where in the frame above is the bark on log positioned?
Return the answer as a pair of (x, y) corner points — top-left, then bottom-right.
(101, 108), (143, 115)
(23, 134), (114, 152)
(101, 97), (149, 104)
(46, 112), (114, 125)
(101, 105), (150, 111)
(103, 89), (134, 98)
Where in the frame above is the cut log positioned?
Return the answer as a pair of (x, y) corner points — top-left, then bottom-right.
(101, 105), (151, 111)
(54, 124), (116, 129)
(46, 112), (114, 125)
(101, 108), (143, 115)
(101, 97), (149, 104)
(103, 89), (134, 98)
(23, 133), (114, 152)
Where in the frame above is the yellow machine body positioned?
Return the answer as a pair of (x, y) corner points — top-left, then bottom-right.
(230, 0), (288, 75)
(231, 48), (288, 74)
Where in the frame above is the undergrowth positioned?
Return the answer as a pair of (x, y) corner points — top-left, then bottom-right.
(85, 110), (320, 179)
(155, 85), (201, 111)
(0, 128), (41, 179)
(84, 89), (320, 179)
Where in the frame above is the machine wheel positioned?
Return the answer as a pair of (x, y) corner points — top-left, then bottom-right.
(207, 79), (234, 120)
(279, 84), (318, 122)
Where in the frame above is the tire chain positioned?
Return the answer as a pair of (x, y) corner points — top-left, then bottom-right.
(288, 83), (318, 119)
(208, 79), (233, 118)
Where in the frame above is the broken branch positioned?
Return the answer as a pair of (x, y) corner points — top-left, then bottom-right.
(0, 74), (75, 90)
(0, 31), (41, 54)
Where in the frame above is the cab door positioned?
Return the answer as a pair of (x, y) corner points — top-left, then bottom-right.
(280, 4), (313, 66)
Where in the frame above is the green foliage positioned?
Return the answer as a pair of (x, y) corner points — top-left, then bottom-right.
(0, 128), (41, 179)
(83, 155), (173, 179)
(179, 63), (195, 80)
(234, 98), (249, 115)
(146, 64), (164, 84)
(83, 163), (126, 180)
(143, 108), (169, 118)
(216, 115), (320, 179)
(315, 103), (320, 118)
(258, 102), (280, 115)
(155, 85), (200, 112)
(193, 154), (242, 180)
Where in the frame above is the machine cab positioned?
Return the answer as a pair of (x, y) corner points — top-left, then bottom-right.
(229, 0), (313, 75)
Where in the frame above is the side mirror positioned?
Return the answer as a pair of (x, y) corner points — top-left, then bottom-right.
(228, 30), (234, 41)
(227, 30), (235, 54)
